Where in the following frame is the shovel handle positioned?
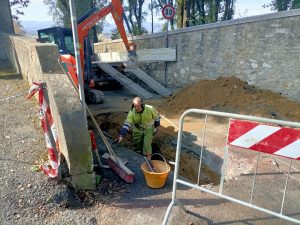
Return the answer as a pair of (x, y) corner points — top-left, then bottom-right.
(144, 157), (155, 172)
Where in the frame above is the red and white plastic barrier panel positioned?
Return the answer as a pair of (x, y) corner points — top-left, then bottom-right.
(28, 82), (60, 177)
(228, 119), (300, 160)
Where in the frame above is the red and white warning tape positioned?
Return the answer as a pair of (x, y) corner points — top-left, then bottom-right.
(228, 119), (300, 160)
(27, 82), (60, 178)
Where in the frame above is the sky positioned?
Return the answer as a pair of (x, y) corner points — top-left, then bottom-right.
(16, 0), (272, 22)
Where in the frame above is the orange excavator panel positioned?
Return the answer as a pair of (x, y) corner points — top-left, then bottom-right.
(60, 54), (79, 87)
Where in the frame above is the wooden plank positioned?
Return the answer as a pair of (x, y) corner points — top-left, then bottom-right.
(125, 68), (172, 96)
(93, 48), (176, 63)
(97, 63), (153, 99)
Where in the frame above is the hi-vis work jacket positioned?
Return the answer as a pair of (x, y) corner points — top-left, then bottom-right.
(120, 104), (160, 137)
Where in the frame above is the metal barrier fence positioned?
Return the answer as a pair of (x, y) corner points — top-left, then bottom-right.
(162, 109), (300, 225)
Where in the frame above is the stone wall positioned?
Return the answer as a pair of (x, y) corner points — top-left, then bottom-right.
(94, 9), (300, 102)
(1, 33), (95, 190)
(0, 32), (15, 67)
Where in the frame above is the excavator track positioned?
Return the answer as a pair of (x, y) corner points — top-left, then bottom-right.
(86, 89), (104, 104)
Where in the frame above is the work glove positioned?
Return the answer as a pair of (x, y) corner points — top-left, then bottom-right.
(113, 136), (123, 144)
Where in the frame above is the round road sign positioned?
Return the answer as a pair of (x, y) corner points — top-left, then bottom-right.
(162, 4), (175, 20)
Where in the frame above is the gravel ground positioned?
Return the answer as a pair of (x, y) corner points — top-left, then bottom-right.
(1, 69), (300, 225)
(0, 70), (72, 225)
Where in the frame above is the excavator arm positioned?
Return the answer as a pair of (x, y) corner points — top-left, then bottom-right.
(77, 0), (136, 75)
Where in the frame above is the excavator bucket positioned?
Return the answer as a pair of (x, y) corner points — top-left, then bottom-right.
(128, 50), (138, 62)
(126, 43), (139, 68)
(120, 10), (139, 66)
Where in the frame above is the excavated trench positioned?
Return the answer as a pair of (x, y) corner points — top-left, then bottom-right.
(89, 112), (221, 185)
(88, 76), (300, 185)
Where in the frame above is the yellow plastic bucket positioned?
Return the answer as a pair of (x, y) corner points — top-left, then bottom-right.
(141, 154), (170, 189)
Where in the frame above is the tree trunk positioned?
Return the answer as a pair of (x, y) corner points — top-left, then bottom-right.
(90, 0), (98, 43)
(137, 0), (143, 33)
(183, 0), (190, 27)
(191, 0), (196, 25)
(223, 0), (234, 20)
(185, 0), (190, 27)
(198, 0), (205, 24)
(177, 0), (184, 28)
(214, 0), (221, 22)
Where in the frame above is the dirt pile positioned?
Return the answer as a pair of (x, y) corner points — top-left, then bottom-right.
(158, 76), (300, 121)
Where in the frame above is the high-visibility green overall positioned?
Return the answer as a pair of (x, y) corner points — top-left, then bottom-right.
(120, 104), (160, 156)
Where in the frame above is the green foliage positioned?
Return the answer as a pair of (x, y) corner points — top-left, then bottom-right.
(263, 0), (300, 11)
(124, 0), (147, 36)
(293, 0), (300, 8)
(43, 0), (107, 30)
(43, 0), (91, 27)
(175, 0), (235, 28)
(132, 23), (148, 35)
(110, 28), (120, 40)
(110, 23), (147, 40)
(161, 22), (167, 31)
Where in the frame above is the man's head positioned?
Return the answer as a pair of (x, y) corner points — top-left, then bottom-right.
(132, 96), (143, 112)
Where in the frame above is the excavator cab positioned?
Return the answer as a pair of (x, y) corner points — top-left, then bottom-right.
(38, 27), (105, 104)
(38, 27), (74, 55)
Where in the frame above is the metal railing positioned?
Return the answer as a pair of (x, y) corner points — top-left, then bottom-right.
(162, 109), (300, 225)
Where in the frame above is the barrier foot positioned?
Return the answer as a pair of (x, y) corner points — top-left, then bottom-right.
(162, 201), (175, 225)
(175, 199), (188, 213)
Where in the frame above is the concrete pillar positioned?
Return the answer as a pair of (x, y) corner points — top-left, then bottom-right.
(0, 0), (15, 33)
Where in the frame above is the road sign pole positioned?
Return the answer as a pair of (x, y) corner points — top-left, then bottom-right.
(162, 3), (175, 88)
(164, 21), (169, 88)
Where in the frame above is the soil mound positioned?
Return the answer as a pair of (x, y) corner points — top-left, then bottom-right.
(158, 76), (300, 121)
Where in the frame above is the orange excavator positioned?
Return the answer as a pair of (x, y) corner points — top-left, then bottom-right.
(38, 0), (136, 103)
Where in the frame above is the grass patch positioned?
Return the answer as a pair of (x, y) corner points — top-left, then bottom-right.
(0, 67), (21, 79)
(0, 66), (17, 76)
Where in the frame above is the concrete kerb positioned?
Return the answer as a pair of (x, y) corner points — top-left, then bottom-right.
(5, 34), (95, 190)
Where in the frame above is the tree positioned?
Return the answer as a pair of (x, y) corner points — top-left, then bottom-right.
(110, 27), (120, 40)
(43, 0), (108, 42)
(9, 0), (30, 21)
(43, 0), (91, 27)
(176, 0), (235, 28)
(222, 0), (235, 21)
(195, 0), (205, 24)
(43, 0), (65, 26)
(125, 0), (148, 35)
(177, 0), (184, 27)
(293, 0), (300, 8)
(263, 0), (300, 11)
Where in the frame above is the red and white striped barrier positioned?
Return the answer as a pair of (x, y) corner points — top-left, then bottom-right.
(28, 82), (60, 178)
(228, 119), (300, 160)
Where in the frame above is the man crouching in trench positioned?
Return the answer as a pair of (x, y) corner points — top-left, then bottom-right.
(117, 96), (160, 159)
